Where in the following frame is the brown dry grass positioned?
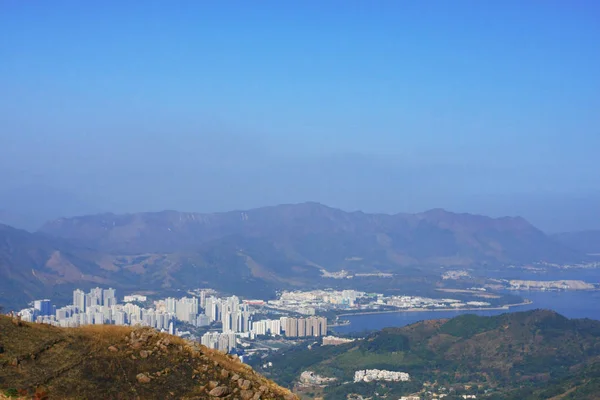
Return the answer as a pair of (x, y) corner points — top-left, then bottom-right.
(1, 316), (297, 400)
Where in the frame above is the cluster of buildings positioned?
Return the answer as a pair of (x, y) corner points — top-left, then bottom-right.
(268, 289), (367, 314)
(201, 316), (328, 353)
(280, 316), (327, 338)
(264, 289), (494, 315)
(383, 295), (490, 310)
(299, 371), (337, 385)
(18, 288), (180, 333)
(17, 287), (329, 355)
(353, 369), (410, 383)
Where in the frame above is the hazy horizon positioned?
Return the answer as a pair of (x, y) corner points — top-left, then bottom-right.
(2, 1), (599, 233)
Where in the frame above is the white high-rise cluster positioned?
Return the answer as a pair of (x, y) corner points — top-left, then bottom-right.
(250, 319), (282, 336)
(201, 331), (237, 352)
(17, 288), (216, 332)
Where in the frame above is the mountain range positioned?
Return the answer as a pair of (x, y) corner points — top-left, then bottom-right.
(0, 202), (591, 309)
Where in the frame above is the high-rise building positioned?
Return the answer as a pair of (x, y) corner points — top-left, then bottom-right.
(89, 287), (103, 307)
(205, 297), (219, 322)
(34, 299), (52, 316)
(318, 317), (327, 336)
(196, 314), (210, 327)
(222, 305), (234, 333)
(73, 289), (86, 312)
(267, 319), (281, 336)
(199, 290), (207, 308)
(103, 288), (116, 307)
(285, 318), (298, 337)
(298, 319), (306, 337)
(114, 311), (127, 326)
(165, 298), (177, 314)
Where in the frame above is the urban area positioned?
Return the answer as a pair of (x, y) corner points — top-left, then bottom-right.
(16, 287), (497, 359)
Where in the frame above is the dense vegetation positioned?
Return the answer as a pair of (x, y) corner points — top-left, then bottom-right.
(256, 310), (600, 399)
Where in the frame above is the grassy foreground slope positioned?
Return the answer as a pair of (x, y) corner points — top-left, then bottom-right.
(0, 316), (297, 400)
(258, 310), (600, 399)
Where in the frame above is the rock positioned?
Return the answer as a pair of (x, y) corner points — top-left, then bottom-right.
(220, 369), (229, 379)
(240, 380), (252, 390)
(240, 389), (255, 400)
(252, 393), (262, 400)
(108, 346), (118, 352)
(139, 350), (149, 359)
(208, 386), (230, 397)
(136, 373), (151, 384)
(208, 381), (219, 389)
(231, 374), (240, 381)
(131, 355), (137, 360)
(284, 394), (297, 400)
(131, 341), (143, 349)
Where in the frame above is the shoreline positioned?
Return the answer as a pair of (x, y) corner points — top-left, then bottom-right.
(335, 300), (533, 317)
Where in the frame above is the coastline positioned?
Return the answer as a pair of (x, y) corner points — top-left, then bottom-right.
(335, 299), (533, 317)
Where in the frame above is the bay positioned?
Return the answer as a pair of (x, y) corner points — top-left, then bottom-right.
(332, 290), (600, 335)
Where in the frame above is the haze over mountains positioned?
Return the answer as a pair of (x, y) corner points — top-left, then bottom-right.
(39, 202), (580, 263)
(552, 230), (600, 255)
(0, 203), (590, 309)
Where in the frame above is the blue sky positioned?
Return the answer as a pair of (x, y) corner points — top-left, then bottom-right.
(1, 1), (599, 231)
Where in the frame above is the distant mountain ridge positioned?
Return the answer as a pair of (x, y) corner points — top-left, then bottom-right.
(0, 223), (117, 308)
(40, 202), (580, 264)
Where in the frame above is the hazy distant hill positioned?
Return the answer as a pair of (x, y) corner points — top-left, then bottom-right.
(40, 202), (581, 267)
(0, 315), (297, 400)
(0, 224), (285, 309)
(552, 230), (600, 255)
(0, 224), (116, 309)
(259, 310), (600, 399)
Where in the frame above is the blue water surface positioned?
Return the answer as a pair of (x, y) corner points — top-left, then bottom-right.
(333, 290), (600, 335)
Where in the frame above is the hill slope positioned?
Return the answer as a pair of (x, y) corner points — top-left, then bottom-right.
(0, 315), (297, 400)
(0, 223), (286, 309)
(257, 310), (600, 399)
(0, 224), (118, 309)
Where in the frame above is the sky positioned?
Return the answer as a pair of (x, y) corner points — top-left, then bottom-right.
(1, 1), (599, 232)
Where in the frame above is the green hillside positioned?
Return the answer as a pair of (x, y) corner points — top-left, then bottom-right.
(255, 310), (600, 399)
